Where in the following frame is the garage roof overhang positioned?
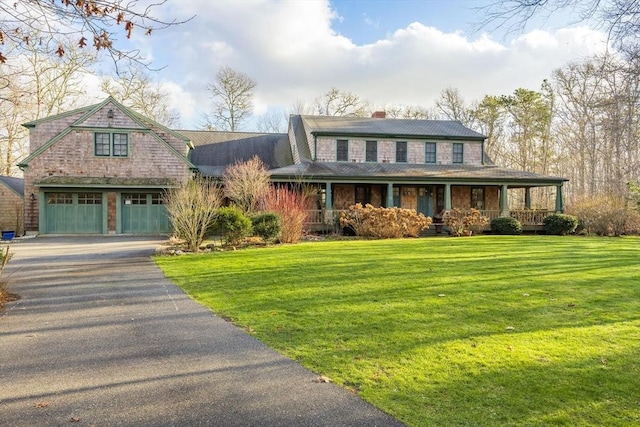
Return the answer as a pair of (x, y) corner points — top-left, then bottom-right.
(34, 176), (180, 189)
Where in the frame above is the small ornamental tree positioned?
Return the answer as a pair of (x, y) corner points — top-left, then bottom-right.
(164, 178), (222, 252)
(222, 156), (271, 214)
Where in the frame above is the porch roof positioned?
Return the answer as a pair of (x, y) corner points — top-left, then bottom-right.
(34, 176), (180, 188)
(268, 161), (567, 185)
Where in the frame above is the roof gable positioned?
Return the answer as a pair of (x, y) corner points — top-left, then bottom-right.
(18, 97), (193, 169)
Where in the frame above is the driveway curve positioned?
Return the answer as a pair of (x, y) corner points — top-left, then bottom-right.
(0, 237), (403, 427)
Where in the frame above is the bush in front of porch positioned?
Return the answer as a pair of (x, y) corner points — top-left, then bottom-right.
(339, 203), (432, 238)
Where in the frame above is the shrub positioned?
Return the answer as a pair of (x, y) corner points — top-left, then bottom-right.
(215, 206), (252, 246)
(164, 178), (223, 252)
(543, 213), (579, 235)
(568, 196), (640, 236)
(251, 212), (282, 243)
(339, 204), (432, 239)
(0, 246), (12, 309)
(442, 208), (489, 237)
(261, 187), (310, 244)
(490, 216), (522, 235)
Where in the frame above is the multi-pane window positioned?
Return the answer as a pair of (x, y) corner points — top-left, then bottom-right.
(78, 193), (102, 205)
(396, 141), (407, 163)
(425, 142), (436, 163)
(471, 187), (485, 210)
(47, 193), (72, 204)
(337, 139), (349, 161)
(151, 194), (164, 205)
(123, 194), (147, 205)
(95, 133), (111, 156)
(113, 133), (128, 157)
(453, 143), (464, 164)
(95, 132), (129, 157)
(365, 140), (377, 162)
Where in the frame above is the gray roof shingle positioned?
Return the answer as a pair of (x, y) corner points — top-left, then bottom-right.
(268, 162), (566, 185)
(300, 115), (486, 139)
(0, 176), (24, 196)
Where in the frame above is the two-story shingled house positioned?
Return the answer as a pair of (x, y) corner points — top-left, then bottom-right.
(18, 98), (566, 235)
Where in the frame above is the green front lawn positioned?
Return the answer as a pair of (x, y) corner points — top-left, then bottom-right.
(155, 236), (640, 426)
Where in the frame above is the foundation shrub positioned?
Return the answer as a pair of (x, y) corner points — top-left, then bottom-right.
(251, 212), (282, 243)
(443, 208), (489, 237)
(490, 216), (522, 235)
(339, 204), (432, 238)
(543, 213), (579, 235)
(215, 206), (252, 246)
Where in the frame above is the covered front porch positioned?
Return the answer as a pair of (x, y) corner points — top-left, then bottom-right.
(304, 181), (566, 232)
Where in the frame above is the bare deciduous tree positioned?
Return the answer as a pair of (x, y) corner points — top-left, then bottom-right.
(202, 66), (256, 131)
(256, 110), (286, 133)
(0, 40), (95, 175)
(0, 0), (191, 68)
(101, 66), (181, 127)
(477, 0), (640, 52)
(435, 87), (474, 126)
(314, 87), (370, 117)
(222, 156), (271, 214)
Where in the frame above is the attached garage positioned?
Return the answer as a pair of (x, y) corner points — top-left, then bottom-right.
(45, 192), (104, 234)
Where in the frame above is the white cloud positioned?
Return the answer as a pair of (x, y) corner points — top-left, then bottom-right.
(140, 0), (610, 129)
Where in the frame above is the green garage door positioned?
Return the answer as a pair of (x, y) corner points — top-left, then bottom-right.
(121, 193), (171, 234)
(45, 192), (103, 234)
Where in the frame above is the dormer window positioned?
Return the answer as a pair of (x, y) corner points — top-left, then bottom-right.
(396, 141), (407, 163)
(336, 139), (348, 161)
(453, 143), (464, 164)
(365, 140), (377, 162)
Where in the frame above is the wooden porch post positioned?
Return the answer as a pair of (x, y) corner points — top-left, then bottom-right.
(555, 184), (564, 212)
(500, 184), (509, 216)
(444, 183), (451, 210)
(325, 182), (332, 210)
(387, 182), (394, 207)
(525, 187), (531, 209)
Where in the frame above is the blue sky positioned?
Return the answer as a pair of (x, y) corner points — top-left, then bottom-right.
(92, 0), (609, 130)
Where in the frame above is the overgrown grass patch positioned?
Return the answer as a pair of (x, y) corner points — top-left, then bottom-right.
(155, 236), (640, 426)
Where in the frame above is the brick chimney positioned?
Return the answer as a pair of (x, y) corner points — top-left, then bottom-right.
(371, 111), (386, 118)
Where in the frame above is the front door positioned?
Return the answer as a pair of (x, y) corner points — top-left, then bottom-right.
(417, 187), (432, 216)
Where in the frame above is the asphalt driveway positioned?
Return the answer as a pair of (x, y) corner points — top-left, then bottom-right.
(0, 237), (403, 426)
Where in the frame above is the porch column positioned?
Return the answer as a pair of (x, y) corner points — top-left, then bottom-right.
(444, 183), (452, 210)
(500, 184), (509, 216)
(555, 184), (564, 212)
(524, 187), (531, 209)
(387, 182), (394, 207)
(325, 182), (332, 210)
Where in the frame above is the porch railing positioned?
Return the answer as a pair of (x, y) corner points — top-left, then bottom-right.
(307, 209), (555, 228)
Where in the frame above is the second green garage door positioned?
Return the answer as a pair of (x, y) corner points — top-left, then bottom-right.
(121, 193), (171, 234)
